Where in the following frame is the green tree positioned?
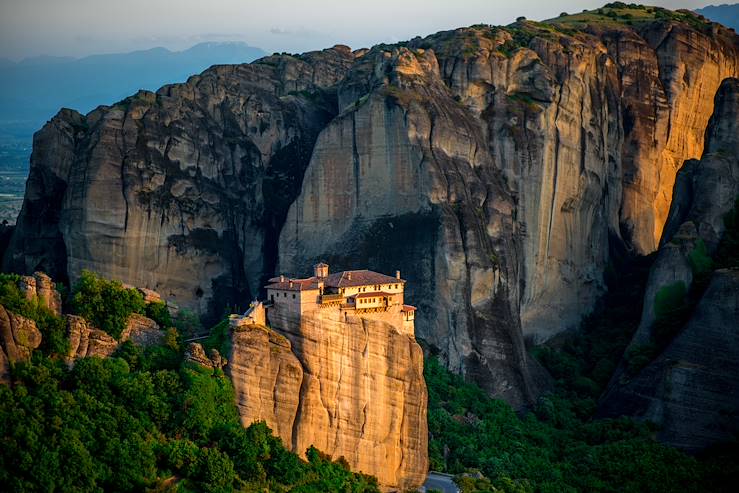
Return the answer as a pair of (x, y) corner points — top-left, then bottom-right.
(70, 270), (145, 339)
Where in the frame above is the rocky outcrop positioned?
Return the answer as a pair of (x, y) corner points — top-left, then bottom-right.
(66, 312), (163, 363)
(3, 9), (738, 404)
(19, 272), (62, 316)
(598, 269), (739, 450)
(598, 78), (739, 450)
(227, 310), (428, 491)
(65, 315), (119, 362)
(184, 342), (226, 370)
(120, 313), (163, 347)
(0, 305), (42, 383)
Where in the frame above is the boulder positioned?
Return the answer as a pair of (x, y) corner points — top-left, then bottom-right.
(120, 313), (163, 347)
(65, 315), (118, 363)
(184, 342), (214, 369)
(0, 305), (42, 383)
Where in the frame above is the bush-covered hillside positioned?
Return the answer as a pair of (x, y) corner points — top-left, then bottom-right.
(426, 355), (739, 493)
(0, 273), (379, 493)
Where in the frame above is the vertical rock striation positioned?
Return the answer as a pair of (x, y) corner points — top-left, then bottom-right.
(598, 78), (739, 450)
(227, 308), (428, 491)
(2, 11), (738, 406)
(4, 47), (355, 316)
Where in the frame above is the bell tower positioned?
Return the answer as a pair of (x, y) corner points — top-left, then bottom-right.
(314, 262), (329, 278)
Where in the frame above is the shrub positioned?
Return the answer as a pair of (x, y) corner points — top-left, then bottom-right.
(70, 270), (145, 339)
(196, 447), (236, 493)
(653, 281), (687, 319)
(146, 300), (172, 328)
(651, 281), (691, 346)
(173, 308), (202, 339)
(688, 239), (713, 284)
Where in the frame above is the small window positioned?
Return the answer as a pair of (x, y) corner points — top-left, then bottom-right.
(270, 294), (274, 302)
(292, 293), (296, 299)
(283, 292), (287, 297)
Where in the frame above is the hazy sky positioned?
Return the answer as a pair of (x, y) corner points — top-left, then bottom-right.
(0, 0), (715, 59)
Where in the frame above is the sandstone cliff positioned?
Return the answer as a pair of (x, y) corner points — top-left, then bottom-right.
(3, 7), (738, 406)
(4, 47), (355, 314)
(598, 78), (739, 450)
(226, 309), (428, 491)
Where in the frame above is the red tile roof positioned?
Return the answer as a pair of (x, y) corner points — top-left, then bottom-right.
(401, 305), (417, 312)
(325, 270), (404, 288)
(266, 269), (405, 291)
(265, 278), (320, 291)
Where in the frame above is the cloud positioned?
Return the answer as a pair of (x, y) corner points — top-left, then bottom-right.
(269, 26), (325, 38)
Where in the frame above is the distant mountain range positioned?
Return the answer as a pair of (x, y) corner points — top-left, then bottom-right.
(0, 42), (266, 141)
(697, 3), (739, 31)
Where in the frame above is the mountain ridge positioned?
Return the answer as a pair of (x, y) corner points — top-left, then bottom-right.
(0, 41), (266, 141)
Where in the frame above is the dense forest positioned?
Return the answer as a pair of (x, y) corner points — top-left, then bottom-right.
(425, 198), (739, 493)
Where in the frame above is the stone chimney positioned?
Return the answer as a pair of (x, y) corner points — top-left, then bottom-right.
(347, 272), (352, 281)
(289, 280), (294, 288)
(396, 270), (401, 279)
(280, 274), (285, 282)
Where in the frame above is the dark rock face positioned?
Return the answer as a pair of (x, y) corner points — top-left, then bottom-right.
(598, 78), (739, 450)
(3, 19), (738, 406)
(599, 269), (739, 450)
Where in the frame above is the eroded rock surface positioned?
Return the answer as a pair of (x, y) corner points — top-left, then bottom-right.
(4, 47), (354, 316)
(227, 324), (303, 446)
(598, 78), (739, 451)
(65, 315), (119, 362)
(3, 14), (738, 405)
(0, 305), (42, 383)
(19, 272), (62, 316)
(227, 309), (428, 491)
(121, 313), (163, 347)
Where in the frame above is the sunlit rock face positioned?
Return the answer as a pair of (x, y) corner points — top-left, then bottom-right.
(3, 16), (737, 407)
(227, 304), (428, 491)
